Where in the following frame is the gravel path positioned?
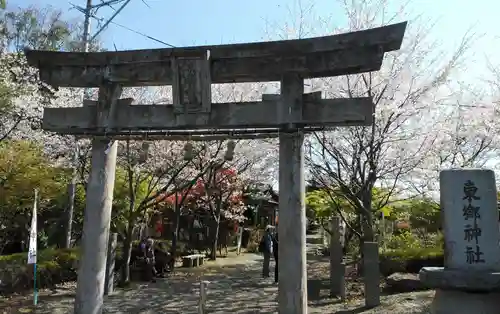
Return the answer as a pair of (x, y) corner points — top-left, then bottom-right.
(0, 250), (433, 313)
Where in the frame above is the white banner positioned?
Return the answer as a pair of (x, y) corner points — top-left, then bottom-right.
(236, 226), (243, 255)
(27, 190), (37, 265)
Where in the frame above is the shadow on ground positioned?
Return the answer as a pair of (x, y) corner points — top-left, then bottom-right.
(4, 253), (430, 314)
(29, 262), (280, 314)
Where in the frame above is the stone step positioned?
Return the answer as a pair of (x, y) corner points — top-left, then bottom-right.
(306, 234), (324, 245)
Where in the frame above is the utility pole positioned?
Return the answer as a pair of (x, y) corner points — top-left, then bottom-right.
(64, 0), (93, 249)
(82, 0), (92, 54)
(65, 0), (131, 249)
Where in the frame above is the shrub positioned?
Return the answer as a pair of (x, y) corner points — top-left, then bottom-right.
(379, 246), (443, 276)
(379, 231), (444, 276)
(384, 230), (424, 250)
(0, 248), (79, 294)
(0, 239), (197, 295)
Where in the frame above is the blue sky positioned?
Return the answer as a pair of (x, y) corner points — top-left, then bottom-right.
(8, 0), (500, 189)
(8, 0), (500, 47)
(8, 0), (500, 83)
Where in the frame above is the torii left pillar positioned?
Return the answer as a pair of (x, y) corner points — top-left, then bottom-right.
(74, 84), (122, 314)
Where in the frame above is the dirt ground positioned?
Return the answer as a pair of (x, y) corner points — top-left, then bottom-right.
(0, 250), (433, 314)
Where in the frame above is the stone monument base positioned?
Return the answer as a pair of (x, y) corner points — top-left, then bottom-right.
(419, 267), (500, 314)
(431, 290), (500, 314)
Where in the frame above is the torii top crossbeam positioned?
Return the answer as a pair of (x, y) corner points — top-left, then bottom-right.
(23, 22), (407, 139)
(25, 22), (406, 88)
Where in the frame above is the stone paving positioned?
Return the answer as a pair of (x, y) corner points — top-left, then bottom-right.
(0, 236), (433, 313)
(7, 252), (335, 313)
(24, 234), (328, 313)
(30, 254), (279, 314)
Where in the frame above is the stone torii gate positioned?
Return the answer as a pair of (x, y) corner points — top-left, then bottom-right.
(25, 22), (406, 314)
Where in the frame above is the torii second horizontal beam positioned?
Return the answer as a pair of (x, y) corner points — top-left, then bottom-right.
(42, 97), (374, 135)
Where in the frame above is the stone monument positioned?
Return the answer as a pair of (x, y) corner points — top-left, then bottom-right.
(330, 217), (345, 297)
(419, 169), (500, 314)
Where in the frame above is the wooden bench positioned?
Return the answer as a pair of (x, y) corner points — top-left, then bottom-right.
(182, 254), (205, 268)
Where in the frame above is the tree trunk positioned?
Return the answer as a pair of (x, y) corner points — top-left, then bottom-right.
(210, 217), (220, 260)
(120, 226), (134, 286)
(359, 188), (375, 276)
(362, 186), (375, 242)
(64, 178), (76, 248)
(170, 204), (181, 270)
(343, 226), (355, 255)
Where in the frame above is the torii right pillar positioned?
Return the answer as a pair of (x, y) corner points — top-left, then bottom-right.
(278, 74), (308, 313)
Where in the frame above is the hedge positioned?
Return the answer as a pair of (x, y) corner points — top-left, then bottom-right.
(0, 248), (79, 294)
(0, 239), (192, 294)
(379, 246), (443, 276)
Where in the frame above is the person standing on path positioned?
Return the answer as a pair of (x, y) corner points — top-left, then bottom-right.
(143, 238), (158, 283)
(259, 225), (274, 277)
(273, 232), (278, 283)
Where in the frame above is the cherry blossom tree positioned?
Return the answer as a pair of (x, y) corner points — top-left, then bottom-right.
(304, 0), (476, 247)
(114, 139), (209, 283)
(409, 83), (499, 197)
(211, 82), (278, 184)
(154, 142), (236, 264)
(0, 52), (42, 142)
(0, 5), (101, 144)
(184, 146), (248, 260)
